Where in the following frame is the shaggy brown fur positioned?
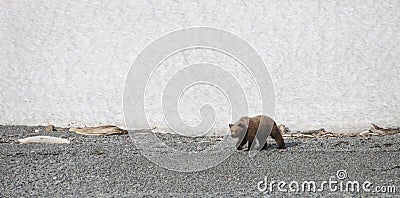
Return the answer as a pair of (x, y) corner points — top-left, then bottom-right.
(229, 115), (285, 150)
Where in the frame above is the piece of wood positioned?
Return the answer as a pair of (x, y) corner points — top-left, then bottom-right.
(300, 128), (325, 135)
(69, 125), (128, 136)
(18, 136), (70, 144)
(277, 124), (287, 134)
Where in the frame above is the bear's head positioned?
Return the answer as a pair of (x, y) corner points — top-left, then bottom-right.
(229, 118), (249, 138)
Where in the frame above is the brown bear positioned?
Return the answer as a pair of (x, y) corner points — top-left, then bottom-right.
(229, 115), (286, 150)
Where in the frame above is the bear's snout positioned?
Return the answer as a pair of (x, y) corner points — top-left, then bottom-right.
(231, 132), (240, 138)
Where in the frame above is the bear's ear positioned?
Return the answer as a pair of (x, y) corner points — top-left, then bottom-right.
(229, 124), (233, 128)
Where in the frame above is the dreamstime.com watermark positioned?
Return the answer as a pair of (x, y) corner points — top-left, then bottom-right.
(258, 170), (396, 194)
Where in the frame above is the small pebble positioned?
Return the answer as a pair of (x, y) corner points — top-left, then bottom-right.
(45, 125), (55, 132)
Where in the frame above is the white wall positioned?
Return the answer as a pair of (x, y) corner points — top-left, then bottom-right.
(1, 0), (399, 133)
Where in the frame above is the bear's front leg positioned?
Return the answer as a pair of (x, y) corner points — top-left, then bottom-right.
(270, 124), (286, 149)
(247, 139), (254, 151)
(236, 137), (247, 150)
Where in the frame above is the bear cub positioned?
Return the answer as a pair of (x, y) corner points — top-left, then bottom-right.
(229, 115), (286, 150)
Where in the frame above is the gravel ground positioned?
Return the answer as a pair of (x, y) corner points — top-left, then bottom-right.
(1, 125), (399, 197)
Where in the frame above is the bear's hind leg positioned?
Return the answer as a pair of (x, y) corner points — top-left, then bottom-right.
(257, 135), (268, 150)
